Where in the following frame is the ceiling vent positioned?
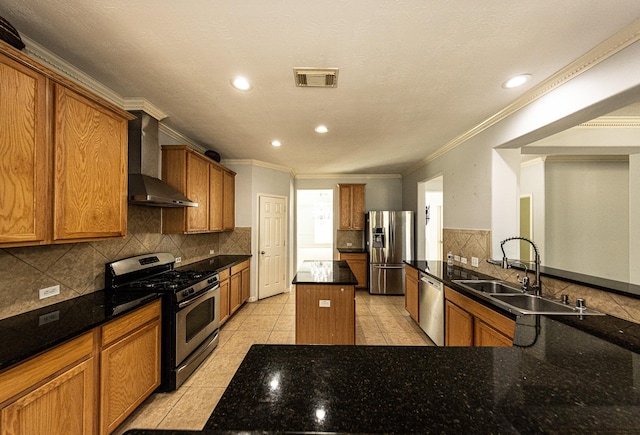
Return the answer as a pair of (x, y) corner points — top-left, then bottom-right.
(293, 68), (339, 88)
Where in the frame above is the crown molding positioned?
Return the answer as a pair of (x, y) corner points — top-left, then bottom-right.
(520, 157), (547, 168)
(123, 97), (168, 121)
(158, 124), (206, 152)
(579, 116), (640, 128)
(223, 159), (296, 176)
(545, 155), (629, 163)
(403, 16), (640, 177)
(295, 173), (402, 180)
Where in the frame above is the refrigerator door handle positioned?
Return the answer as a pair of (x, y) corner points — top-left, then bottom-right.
(373, 265), (404, 269)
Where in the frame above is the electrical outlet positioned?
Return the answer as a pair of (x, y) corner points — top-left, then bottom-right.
(175, 257), (182, 264)
(454, 255), (461, 262)
(39, 285), (60, 300)
(209, 249), (215, 255)
(461, 257), (468, 265)
(346, 242), (353, 247)
(471, 257), (479, 267)
(319, 300), (331, 308)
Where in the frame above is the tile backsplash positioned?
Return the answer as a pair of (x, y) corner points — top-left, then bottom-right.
(336, 230), (365, 249)
(0, 205), (251, 320)
(443, 228), (640, 324)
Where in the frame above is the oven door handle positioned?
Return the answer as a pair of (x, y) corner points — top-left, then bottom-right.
(178, 283), (219, 309)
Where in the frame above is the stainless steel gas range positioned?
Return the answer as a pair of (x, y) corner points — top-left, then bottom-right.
(105, 252), (220, 391)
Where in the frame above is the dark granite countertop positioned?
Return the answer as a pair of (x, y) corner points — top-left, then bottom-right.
(0, 254), (251, 373)
(292, 260), (358, 285)
(0, 290), (161, 372)
(337, 247), (367, 254)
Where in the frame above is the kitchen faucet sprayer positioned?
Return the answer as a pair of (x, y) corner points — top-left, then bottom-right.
(500, 236), (541, 295)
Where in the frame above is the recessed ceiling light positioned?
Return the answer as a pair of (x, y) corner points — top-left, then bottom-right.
(231, 76), (252, 91)
(502, 74), (532, 89)
(271, 140), (282, 147)
(315, 125), (329, 134)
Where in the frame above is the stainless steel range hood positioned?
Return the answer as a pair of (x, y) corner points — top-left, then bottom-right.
(128, 111), (198, 207)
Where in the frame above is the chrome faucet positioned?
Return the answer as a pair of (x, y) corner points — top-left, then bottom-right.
(500, 236), (541, 296)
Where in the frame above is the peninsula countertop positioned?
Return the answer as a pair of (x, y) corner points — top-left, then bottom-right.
(292, 260), (358, 285)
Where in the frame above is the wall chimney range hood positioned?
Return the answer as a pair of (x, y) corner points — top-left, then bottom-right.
(128, 111), (198, 207)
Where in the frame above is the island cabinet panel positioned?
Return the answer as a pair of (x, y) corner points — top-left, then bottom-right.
(444, 286), (515, 347)
(338, 252), (368, 289)
(100, 300), (161, 435)
(404, 266), (419, 322)
(337, 184), (365, 230)
(1, 44), (132, 248)
(0, 55), (48, 246)
(161, 145), (236, 234)
(296, 284), (355, 345)
(0, 332), (97, 435)
(53, 84), (128, 242)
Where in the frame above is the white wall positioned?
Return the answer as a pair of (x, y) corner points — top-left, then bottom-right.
(545, 159), (629, 281)
(520, 159), (546, 262)
(223, 161), (294, 297)
(630, 154), (640, 284)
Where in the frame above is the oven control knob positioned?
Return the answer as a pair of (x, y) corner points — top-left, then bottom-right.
(182, 290), (189, 297)
(190, 288), (195, 294)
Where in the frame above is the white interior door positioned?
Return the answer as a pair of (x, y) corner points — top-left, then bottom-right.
(258, 195), (287, 299)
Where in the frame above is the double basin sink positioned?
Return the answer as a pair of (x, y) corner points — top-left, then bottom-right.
(453, 280), (603, 316)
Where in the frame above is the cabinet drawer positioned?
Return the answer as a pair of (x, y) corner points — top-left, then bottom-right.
(0, 332), (94, 404)
(339, 253), (366, 261)
(405, 265), (419, 281)
(218, 268), (230, 281)
(102, 300), (161, 347)
(231, 259), (250, 275)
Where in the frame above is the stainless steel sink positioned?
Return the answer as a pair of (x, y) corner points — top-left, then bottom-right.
(453, 280), (523, 294)
(453, 279), (604, 316)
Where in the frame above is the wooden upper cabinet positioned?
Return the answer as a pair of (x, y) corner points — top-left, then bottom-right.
(53, 85), (128, 241)
(0, 44), (132, 248)
(338, 184), (365, 230)
(162, 145), (236, 234)
(223, 169), (235, 230)
(0, 54), (49, 246)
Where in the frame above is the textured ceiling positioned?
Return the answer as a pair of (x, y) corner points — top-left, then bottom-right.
(2, 1), (640, 174)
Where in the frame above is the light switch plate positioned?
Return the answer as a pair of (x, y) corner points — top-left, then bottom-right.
(461, 257), (468, 265)
(319, 300), (331, 308)
(471, 257), (479, 267)
(454, 255), (461, 262)
(209, 249), (215, 255)
(39, 285), (60, 300)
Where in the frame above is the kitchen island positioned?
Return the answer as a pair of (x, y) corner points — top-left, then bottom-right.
(292, 260), (358, 344)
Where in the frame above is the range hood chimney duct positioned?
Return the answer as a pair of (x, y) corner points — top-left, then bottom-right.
(127, 111), (198, 207)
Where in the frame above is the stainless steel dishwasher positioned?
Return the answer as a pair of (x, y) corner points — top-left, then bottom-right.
(418, 272), (444, 346)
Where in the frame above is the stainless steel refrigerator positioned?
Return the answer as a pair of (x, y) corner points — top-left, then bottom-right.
(367, 211), (414, 295)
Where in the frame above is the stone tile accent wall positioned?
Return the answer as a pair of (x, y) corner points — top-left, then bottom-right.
(443, 228), (640, 324)
(336, 230), (365, 250)
(0, 205), (251, 320)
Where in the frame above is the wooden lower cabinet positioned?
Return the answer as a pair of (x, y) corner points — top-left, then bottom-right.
(296, 284), (355, 345)
(0, 300), (161, 435)
(338, 252), (368, 289)
(230, 260), (251, 314)
(100, 300), (161, 434)
(404, 266), (419, 322)
(0, 333), (96, 435)
(444, 286), (515, 347)
(219, 268), (231, 324)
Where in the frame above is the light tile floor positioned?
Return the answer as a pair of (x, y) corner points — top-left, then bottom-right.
(114, 289), (433, 433)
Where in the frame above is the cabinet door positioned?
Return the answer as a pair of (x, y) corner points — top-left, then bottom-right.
(209, 165), (224, 231)
(223, 170), (235, 230)
(230, 272), (241, 314)
(339, 253), (368, 289)
(350, 184), (365, 230)
(219, 277), (230, 324)
(100, 319), (161, 434)
(0, 55), (49, 246)
(474, 319), (513, 347)
(241, 266), (250, 303)
(186, 152), (210, 232)
(405, 276), (419, 322)
(445, 300), (473, 346)
(53, 84), (127, 241)
(338, 184), (353, 229)
(0, 358), (95, 435)
(296, 284), (355, 345)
